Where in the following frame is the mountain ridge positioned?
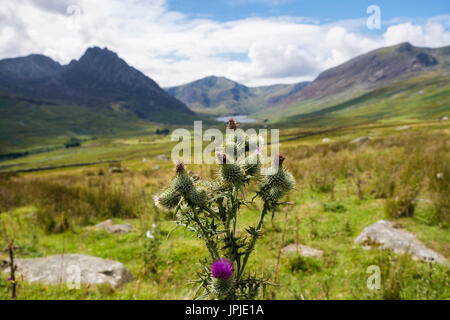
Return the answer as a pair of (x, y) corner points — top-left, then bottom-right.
(166, 75), (310, 116)
(278, 42), (450, 108)
(1, 42), (449, 151)
(0, 47), (194, 123)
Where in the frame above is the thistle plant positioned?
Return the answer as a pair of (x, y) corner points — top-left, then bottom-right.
(155, 119), (295, 300)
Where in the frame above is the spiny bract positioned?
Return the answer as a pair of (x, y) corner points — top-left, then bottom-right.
(217, 153), (245, 187)
(172, 162), (195, 195)
(185, 187), (208, 207)
(156, 188), (181, 209)
(211, 277), (234, 297)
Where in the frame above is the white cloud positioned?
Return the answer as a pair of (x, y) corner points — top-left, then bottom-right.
(384, 22), (450, 48)
(0, 0), (449, 87)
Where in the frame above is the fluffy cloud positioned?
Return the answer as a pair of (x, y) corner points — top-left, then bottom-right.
(384, 22), (450, 48)
(0, 0), (449, 87)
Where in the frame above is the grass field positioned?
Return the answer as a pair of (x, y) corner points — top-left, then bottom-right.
(0, 119), (449, 300)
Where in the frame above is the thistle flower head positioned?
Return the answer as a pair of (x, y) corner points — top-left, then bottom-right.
(260, 155), (295, 203)
(175, 160), (186, 173)
(172, 160), (194, 195)
(155, 188), (181, 209)
(211, 258), (234, 279)
(227, 118), (238, 130)
(185, 187), (207, 207)
(216, 153), (245, 186)
(264, 167), (295, 192)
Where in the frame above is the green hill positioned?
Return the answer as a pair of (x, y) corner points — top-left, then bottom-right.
(0, 91), (200, 152)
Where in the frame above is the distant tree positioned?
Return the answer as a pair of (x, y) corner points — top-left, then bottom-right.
(64, 137), (81, 149)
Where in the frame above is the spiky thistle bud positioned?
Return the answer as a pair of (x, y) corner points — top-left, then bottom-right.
(154, 188), (181, 210)
(242, 148), (261, 177)
(172, 160), (194, 196)
(260, 155), (295, 202)
(185, 187), (208, 207)
(211, 258), (234, 296)
(216, 153), (245, 187)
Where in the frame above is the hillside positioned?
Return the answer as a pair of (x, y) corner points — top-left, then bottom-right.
(264, 70), (450, 128)
(0, 47), (194, 123)
(166, 76), (309, 115)
(0, 91), (164, 151)
(277, 42), (450, 109)
(257, 43), (450, 126)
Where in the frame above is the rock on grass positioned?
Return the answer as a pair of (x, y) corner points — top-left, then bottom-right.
(355, 220), (448, 266)
(93, 219), (132, 234)
(2, 254), (133, 288)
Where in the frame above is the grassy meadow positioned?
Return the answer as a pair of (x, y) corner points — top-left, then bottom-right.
(0, 119), (449, 300)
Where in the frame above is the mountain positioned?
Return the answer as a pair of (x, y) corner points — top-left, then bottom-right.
(279, 42), (450, 108)
(0, 47), (194, 123)
(258, 43), (450, 125)
(166, 42), (449, 118)
(166, 76), (309, 116)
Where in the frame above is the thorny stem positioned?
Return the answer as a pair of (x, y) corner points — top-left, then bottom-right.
(189, 207), (219, 261)
(197, 204), (224, 260)
(230, 188), (241, 277)
(222, 188), (240, 274)
(237, 204), (268, 282)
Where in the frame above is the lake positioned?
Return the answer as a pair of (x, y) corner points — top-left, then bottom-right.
(216, 115), (258, 123)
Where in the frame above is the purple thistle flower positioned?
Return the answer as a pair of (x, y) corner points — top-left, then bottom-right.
(6, 277), (11, 282)
(211, 258), (234, 280)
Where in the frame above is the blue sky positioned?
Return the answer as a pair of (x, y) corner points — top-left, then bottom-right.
(168, 0), (450, 25)
(1, 0), (450, 86)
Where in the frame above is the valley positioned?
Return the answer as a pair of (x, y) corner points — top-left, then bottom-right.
(0, 41), (449, 301)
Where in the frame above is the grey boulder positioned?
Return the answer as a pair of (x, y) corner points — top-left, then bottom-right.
(355, 220), (448, 266)
(3, 254), (133, 288)
(93, 219), (132, 234)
